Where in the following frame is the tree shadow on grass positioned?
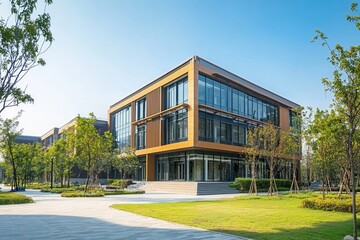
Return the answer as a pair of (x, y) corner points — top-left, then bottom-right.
(214, 218), (353, 240)
(0, 214), (241, 240)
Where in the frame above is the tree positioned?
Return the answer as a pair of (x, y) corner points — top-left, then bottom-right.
(67, 113), (113, 192)
(0, 113), (21, 190)
(312, 2), (360, 237)
(113, 147), (138, 179)
(261, 124), (285, 196)
(0, 0), (53, 114)
(246, 126), (262, 195)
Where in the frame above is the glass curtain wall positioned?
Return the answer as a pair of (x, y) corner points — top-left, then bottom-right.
(156, 151), (274, 182)
(199, 111), (246, 146)
(111, 105), (131, 150)
(198, 74), (279, 125)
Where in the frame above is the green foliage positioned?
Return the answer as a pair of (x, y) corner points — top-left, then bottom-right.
(40, 187), (74, 193)
(301, 196), (360, 213)
(0, 0), (53, 113)
(0, 192), (33, 204)
(106, 179), (133, 189)
(61, 190), (104, 197)
(230, 178), (292, 192)
(103, 190), (144, 195)
(66, 113), (114, 192)
(26, 182), (50, 189)
(113, 148), (139, 179)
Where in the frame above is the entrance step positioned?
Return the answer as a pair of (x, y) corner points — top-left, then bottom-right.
(144, 181), (238, 195)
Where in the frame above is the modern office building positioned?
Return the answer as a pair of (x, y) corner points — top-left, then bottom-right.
(109, 56), (300, 194)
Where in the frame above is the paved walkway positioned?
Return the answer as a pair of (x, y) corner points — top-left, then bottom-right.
(0, 186), (249, 240)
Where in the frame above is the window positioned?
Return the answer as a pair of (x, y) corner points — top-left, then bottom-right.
(198, 74), (279, 126)
(111, 105), (131, 150)
(205, 77), (214, 107)
(164, 109), (188, 144)
(136, 98), (146, 120)
(198, 111), (247, 146)
(136, 124), (146, 150)
(164, 77), (188, 110)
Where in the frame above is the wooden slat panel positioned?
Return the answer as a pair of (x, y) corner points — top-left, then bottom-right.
(146, 88), (161, 116)
(146, 119), (160, 148)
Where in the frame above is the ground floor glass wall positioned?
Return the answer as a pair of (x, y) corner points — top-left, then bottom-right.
(155, 151), (293, 182)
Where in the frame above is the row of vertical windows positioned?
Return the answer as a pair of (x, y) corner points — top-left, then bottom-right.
(136, 98), (146, 121)
(198, 74), (279, 125)
(289, 111), (300, 130)
(199, 111), (246, 145)
(111, 105), (131, 150)
(164, 109), (188, 144)
(164, 77), (188, 110)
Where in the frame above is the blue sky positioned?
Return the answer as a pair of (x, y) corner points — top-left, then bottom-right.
(1, 0), (359, 135)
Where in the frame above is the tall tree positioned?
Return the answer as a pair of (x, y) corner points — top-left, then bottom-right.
(312, 2), (360, 237)
(0, 0), (53, 114)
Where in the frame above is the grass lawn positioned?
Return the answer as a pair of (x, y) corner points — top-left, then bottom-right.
(111, 194), (353, 240)
(0, 192), (33, 204)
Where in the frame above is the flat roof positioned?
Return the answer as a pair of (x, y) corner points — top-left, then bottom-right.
(110, 55), (300, 110)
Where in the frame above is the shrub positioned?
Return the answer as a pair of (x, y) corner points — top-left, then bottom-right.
(106, 179), (133, 189)
(41, 188), (75, 193)
(104, 190), (145, 195)
(301, 196), (360, 213)
(230, 178), (292, 192)
(26, 183), (50, 189)
(61, 190), (104, 197)
(0, 192), (33, 205)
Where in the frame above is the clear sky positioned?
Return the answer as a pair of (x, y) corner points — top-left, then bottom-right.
(1, 0), (359, 136)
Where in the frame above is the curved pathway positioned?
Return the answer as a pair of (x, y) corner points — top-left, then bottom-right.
(0, 187), (248, 240)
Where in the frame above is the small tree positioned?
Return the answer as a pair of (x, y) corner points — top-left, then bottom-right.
(113, 147), (138, 179)
(67, 113), (113, 192)
(0, 0), (53, 114)
(0, 114), (21, 190)
(246, 126), (262, 195)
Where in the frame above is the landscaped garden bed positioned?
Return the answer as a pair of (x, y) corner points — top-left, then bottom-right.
(0, 192), (33, 205)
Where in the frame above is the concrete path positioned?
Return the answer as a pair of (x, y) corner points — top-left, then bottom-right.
(0, 186), (249, 240)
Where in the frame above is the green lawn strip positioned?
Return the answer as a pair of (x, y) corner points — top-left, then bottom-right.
(111, 195), (352, 240)
(0, 192), (33, 204)
(104, 190), (145, 195)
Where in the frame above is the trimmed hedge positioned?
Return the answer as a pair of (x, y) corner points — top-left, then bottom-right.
(104, 190), (145, 195)
(41, 188), (75, 193)
(106, 179), (133, 189)
(26, 183), (50, 189)
(0, 192), (34, 205)
(301, 195), (359, 213)
(61, 191), (104, 197)
(229, 178), (292, 192)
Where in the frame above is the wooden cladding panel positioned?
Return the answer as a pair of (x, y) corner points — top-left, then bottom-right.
(279, 106), (290, 131)
(146, 88), (161, 116)
(146, 119), (160, 148)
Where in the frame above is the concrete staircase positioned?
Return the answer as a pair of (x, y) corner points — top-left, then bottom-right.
(144, 181), (238, 195)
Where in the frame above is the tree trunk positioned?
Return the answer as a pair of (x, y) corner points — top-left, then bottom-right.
(349, 126), (357, 240)
(249, 157), (257, 195)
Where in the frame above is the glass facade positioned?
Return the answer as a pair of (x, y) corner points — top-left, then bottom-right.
(111, 105), (131, 150)
(199, 111), (246, 145)
(163, 77), (188, 145)
(164, 109), (188, 144)
(164, 77), (188, 110)
(198, 74), (279, 125)
(155, 150), (292, 182)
